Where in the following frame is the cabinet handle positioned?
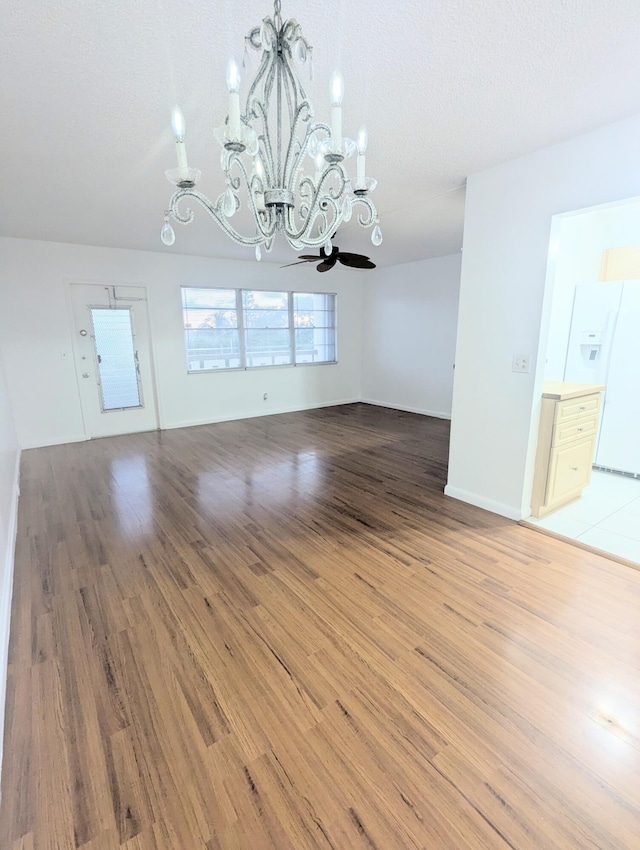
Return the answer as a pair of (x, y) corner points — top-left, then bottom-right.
(577, 427), (584, 432)
(579, 406), (586, 411)
(571, 466), (579, 471)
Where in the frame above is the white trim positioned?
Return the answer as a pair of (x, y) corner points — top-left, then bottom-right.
(19, 399), (455, 444)
(443, 484), (522, 521)
(0, 447), (21, 792)
(19, 434), (87, 450)
(360, 398), (452, 420)
(163, 397), (362, 431)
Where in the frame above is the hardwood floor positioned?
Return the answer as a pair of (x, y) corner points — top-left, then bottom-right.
(2, 403), (640, 849)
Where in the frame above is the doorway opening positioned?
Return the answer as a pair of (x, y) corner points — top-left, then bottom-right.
(527, 197), (640, 565)
(70, 284), (158, 439)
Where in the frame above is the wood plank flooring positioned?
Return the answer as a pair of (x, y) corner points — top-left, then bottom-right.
(2, 403), (640, 849)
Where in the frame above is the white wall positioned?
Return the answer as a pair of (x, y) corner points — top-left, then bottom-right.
(0, 353), (20, 781)
(446, 112), (640, 520)
(361, 254), (461, 418)
(545, 197), (640, 379)
(0, 238), (364, 448)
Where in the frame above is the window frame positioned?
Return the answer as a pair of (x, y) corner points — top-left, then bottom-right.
(181, 286), (337, 374)
(242, 289), (293, 369)
(181, 286), (244, 373)
(292, 291), (337, 366)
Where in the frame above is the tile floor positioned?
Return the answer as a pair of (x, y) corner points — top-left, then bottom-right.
(526, 469), (640, 564)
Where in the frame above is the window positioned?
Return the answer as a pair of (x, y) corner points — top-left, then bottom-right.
(90, 308), (142, 409)
(293, 292), (336, 364)
(181, 287), (336, 372)
(243, 290), (292, 367)
(182, 288), (241, 371)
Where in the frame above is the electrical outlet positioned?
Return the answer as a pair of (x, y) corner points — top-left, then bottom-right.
(512, 354), (530, 373)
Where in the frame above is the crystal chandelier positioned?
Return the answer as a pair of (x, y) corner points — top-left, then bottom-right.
(161, 0), (381, 261)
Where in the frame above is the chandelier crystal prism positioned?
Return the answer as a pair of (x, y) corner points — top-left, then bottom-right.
(162, 0), (381, 257)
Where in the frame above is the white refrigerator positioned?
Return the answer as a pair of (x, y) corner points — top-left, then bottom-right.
(563, 280), (640, 476)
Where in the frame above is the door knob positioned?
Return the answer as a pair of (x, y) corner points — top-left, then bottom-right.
(82, 372), (90, 378)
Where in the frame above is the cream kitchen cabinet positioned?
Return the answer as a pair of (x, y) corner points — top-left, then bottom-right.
(531, 382), (605, 518)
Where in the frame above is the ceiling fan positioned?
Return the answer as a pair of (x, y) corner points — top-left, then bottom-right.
(282, 243), (376, 272)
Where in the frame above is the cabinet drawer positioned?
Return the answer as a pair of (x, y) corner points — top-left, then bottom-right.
(547, 438), (595, 506)
(552, 413), (599, 447)
(554, 394), (600, 424)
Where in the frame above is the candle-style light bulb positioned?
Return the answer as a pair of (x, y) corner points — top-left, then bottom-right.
(357, 126), (368, 155)
(170, 106), (189, 179)
(171, 106), (185, 141)
(329, 70), (344, 105)
(329, 70), (344, 155)
(356, 125), (367, 188)
(226, 59), (242, 141)
(226, 59), (241, 92)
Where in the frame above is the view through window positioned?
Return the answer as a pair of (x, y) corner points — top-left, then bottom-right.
(181, 288), (336, 372)
(90, 308), (142, 409)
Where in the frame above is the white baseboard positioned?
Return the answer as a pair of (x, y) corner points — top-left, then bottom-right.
(0, 447), (21, 791)
(163, 397), (362, 431)
(444, 484), (522, 521)
(20, 434), (86, 450)
(22, 399), (451, 444)
(360, 398), (452, 420)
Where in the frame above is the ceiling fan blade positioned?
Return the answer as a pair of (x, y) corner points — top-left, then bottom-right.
(316, 255), (339, 272)
(280, 258), (318, 268)
(337, 251), (372, 263)
(337, 254), (377, 269)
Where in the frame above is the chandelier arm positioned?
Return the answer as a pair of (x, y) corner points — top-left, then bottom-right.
(298, 121), (331, 171)
(286, 170), (347, 245)
(281, 19), (310, 103)
(245, 33), (271, 102)
(246, 25), (262, 51)
(292, 164), (347, 231)
(352, 195), (378, 228)
(246, 49), (278, 183)
(276, 51), (283, 186)
(285, 204), (337, 251)
(226, 154), (278, 241)
(281, 68), (295, 152)
(279, 48), (313, 190)
(248, 97), (276, 185)
(285, 121), (330, 212)
(170, 187), (276, 246)
(283, 101), (313, 189)
(280, 47), (300, 134)
(260, 49), (277, 118)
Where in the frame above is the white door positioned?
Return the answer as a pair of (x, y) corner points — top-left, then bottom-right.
(70, 284), (158, 438)
(595, 281), (640, 475)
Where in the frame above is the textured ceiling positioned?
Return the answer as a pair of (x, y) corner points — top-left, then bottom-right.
(2, 0), (640, 267)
